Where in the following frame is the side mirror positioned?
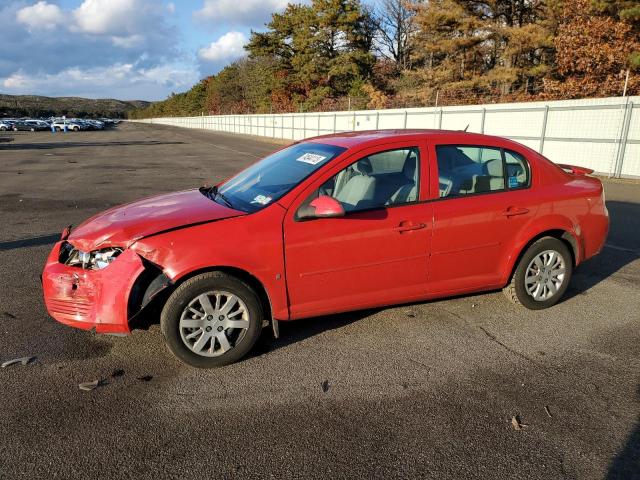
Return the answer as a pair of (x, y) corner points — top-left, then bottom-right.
(298, 195), (345, 220)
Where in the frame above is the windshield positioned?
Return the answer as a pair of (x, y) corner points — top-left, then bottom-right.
(216, 142), (346, 213)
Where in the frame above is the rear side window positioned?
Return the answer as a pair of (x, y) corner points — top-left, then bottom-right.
(504, 150), (530, 189)
(436, 145), (530, 198)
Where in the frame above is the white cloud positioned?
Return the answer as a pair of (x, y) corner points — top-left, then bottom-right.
(166, 2), (175, 14)
(72, 0), (153, 36)
(111, 34), (145, 48)
(194, 0), (291, 26)
(198, 31), (247, 63)
(1, 63), (199, 100)
(16, 1), (65, 31)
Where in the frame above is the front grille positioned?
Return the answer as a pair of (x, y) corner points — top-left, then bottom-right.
(48, 298), (92, 319)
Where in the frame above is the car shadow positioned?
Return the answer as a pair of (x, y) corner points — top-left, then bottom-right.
(249, 309), (381, 357)
(0, 140), (185, 150)
(0, 233), (60, 251)
(607, 384), (640, 479)
(564, 200), (639, 300)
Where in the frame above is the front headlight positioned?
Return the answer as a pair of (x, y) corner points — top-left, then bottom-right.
(60, 242), (123, 270)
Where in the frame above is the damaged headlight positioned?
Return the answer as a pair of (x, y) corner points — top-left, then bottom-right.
(60, 242), (123, 270)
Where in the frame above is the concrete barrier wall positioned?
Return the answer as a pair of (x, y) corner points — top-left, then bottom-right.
(134, 96), (639, 178)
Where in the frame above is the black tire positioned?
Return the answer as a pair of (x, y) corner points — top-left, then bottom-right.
(503, 237), (573, 310)
(73, 126), (79, 132)
(160, 272), (263, 368)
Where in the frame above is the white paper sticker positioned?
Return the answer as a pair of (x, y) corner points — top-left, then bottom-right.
(296, 153), (327, 165)
(251, 194), (272, 205)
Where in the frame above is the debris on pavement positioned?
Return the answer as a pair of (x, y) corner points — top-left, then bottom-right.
(511, 415), (529, 431)
(79, 380), (105, 391)
(321, 380), (330, 393)
(1, 356), (36, 368)
(137, 375), (153, 382)
(2, 312), (17, 319)
(111, 369), (125, 378)
(544, 406), (553, 418)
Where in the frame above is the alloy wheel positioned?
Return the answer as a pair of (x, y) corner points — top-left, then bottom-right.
(179, 291), (250, 357)
(525, 249), (566, 301)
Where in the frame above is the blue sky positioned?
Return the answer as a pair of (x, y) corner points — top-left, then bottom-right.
(0, 0), (319, 100)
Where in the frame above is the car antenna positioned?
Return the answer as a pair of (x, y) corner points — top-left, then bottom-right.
(463, 124), (469, 132)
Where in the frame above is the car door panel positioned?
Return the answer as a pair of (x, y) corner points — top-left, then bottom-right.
(429, 192), (539, 294)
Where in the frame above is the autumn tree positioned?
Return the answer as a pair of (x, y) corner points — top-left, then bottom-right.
(544, 0), (640, 97)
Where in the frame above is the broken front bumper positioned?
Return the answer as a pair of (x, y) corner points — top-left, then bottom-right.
(42, 242), (146, 334)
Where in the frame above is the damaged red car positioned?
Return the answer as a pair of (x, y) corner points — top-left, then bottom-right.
(42, 130), (609, 367)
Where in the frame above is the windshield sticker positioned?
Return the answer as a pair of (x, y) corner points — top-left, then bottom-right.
(251, 194), (272, 205)
(508, 176), (519, 188)
(296, 153), (327, 165)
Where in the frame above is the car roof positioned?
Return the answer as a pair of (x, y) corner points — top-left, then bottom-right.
(305, 129), (524, 151)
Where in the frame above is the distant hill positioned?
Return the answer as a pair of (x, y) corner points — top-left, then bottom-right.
(0, 94), (151, 119)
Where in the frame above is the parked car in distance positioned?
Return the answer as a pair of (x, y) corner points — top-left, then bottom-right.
(42, 130), (609, 368)
(12, 120), (41, 132)
(25, 120), (50, 130)
(0, 119), (15, 131)
(51, 119), (84, 132)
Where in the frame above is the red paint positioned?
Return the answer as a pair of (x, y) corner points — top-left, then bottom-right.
(42, 130), (609, 334)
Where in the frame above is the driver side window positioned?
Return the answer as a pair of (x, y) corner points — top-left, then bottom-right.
(309, 147), (420, 213)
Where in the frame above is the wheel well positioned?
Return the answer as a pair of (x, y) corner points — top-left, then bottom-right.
(170, 267), (272, 320)
(128, 265), (273, 330)
(508, 229), (578, 282)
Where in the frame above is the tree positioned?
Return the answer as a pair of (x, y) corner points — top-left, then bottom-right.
(544, 0), (639, 97)
(372, 0), (421, 70)
(246, 0), (375, 110)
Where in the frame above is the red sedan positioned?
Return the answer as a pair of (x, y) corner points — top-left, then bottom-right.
(42, 130), (609, 367)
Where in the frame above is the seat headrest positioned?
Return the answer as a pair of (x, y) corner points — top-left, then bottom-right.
(354, 158), (372, 175)
(403, 155), (417, 180)
(486, 158), (503, 177)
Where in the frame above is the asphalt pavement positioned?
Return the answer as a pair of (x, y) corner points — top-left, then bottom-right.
(0, 123), (638, 479)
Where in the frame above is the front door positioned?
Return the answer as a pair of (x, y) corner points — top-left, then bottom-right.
(283, 143), (432, 319)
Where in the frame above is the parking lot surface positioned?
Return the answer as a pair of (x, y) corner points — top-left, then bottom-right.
(0, 123), (638, 479)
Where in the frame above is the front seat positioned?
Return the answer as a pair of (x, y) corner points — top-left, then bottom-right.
(387, 154), (417, 205)
(334, 158), (376, 210)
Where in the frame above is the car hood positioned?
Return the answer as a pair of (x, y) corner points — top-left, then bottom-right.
(68, 188), (244, 251)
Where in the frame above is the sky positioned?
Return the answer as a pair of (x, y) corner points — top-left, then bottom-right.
(0, 0), (311, 101)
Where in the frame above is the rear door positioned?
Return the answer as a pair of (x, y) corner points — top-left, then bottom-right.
(429, 143), (538, 294)
(283, 141), (432, 319)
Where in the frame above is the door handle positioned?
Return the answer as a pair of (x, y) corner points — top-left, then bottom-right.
(503, 206), (530, 217)
(394, 222), (427, 233)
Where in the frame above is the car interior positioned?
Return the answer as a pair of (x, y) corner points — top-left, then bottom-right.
(436, 146), (528, 197)
(319, 148), (420, 212)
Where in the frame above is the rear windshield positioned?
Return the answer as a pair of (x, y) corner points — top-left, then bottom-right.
(218, 142), (346, 213)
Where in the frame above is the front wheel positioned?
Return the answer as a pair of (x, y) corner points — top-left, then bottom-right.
(160, 272), (263, 368)
(504, 237), (573, 310)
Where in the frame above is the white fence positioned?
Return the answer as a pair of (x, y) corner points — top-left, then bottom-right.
(135, 96), (640, 178)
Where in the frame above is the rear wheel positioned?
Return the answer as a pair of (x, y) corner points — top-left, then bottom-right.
(504, 237), (572, 310)
(73, 126), (79, 132)
(160, 272), (263, 368)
